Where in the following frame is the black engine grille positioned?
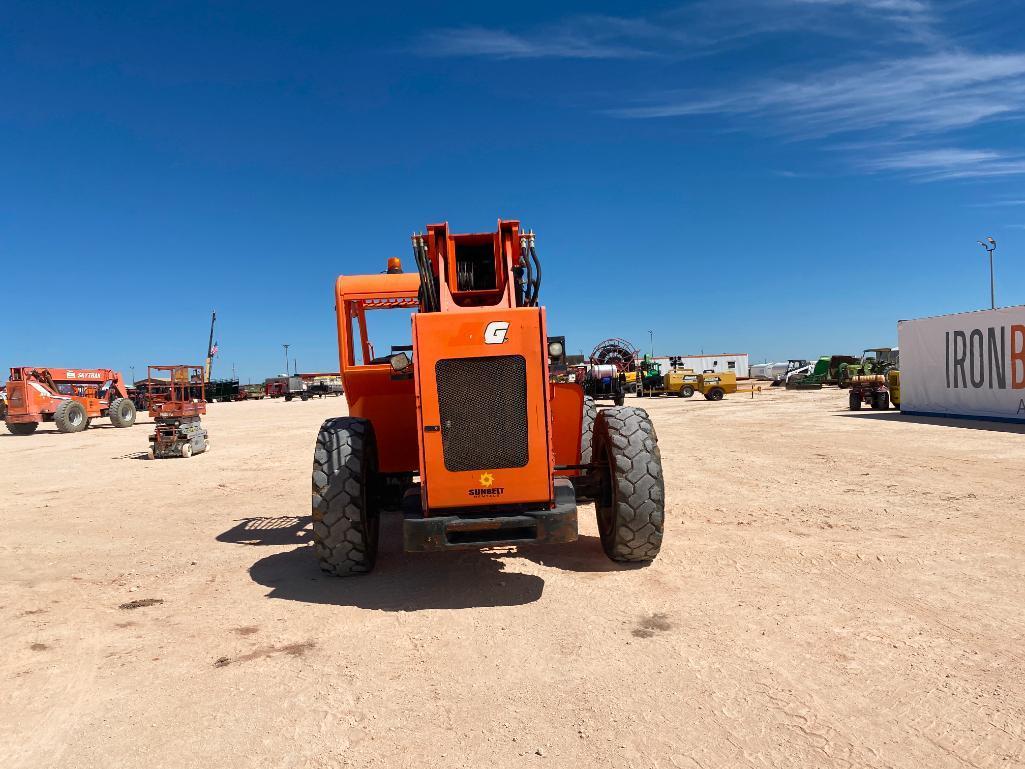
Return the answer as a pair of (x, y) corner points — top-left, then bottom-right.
(436, 355), (529, 472)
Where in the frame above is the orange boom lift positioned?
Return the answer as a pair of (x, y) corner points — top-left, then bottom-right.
(312, 219), (666, 575)
(3, 367), (137, 435)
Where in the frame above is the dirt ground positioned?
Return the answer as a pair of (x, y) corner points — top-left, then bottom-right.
(2, 388), (1024, 768)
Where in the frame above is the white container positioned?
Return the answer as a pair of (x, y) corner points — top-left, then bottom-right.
(898, 305), (1025, 422)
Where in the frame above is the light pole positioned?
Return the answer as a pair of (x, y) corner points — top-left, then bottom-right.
(648, 330), (654, 359)
(978, 237), (997, 310)
(282, 344), (290, 376)
(130, 365), (135, 385)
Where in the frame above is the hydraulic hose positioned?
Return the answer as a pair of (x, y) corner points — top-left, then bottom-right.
(519, 236), (533, 307)
(411, 234), (439, 313)
(528, 236), (542, 306)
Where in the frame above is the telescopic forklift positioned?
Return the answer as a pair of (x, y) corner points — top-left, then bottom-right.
(313, 220), (666, 575)
(3, 367), (136, 435)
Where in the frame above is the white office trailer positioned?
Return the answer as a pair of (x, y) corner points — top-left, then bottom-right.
(898, 306), (1025, 423)
(649, 353), (749, 377)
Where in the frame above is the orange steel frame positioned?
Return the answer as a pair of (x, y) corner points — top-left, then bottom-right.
(3, 367), (129, 424)
(334, 220), (585, 516)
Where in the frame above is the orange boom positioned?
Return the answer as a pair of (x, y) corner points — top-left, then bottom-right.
(312, 219), (666, 575)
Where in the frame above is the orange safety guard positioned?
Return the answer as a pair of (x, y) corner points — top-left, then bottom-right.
(335, 273), (421, 474)
(548, 382), (585, 473)
(412, 306), (554, 512)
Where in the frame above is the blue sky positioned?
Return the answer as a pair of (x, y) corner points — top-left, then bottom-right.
(3, 0), (1024, 381)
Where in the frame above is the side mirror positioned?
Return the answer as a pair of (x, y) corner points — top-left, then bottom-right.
(389, 352), (411, 371)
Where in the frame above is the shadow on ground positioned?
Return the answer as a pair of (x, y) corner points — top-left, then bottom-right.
(516, 533), (646, 574)
(837, 410), (1025, 434)
(0, 420), (155, 438)
(218, 516), (311, 546)
(242, 510), (646, 610)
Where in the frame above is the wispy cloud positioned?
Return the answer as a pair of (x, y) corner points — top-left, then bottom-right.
(862, 147), (1025, 181)
(613, 53), (1025, 139)
(417, 1), (1025, 181)
(417, 21), (658, 60)
(416, 0), (937, 61)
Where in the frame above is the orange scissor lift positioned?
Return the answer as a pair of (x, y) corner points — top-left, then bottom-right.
(146, 365), (208, 459)
(312, 219), (666, 576)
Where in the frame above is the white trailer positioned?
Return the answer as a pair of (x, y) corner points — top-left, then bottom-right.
(898, 306), (1025, 422)
(664, 353), (749, 378)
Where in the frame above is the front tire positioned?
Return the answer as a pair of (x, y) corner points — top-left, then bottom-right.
(705, 388), (725, 401)
(54, 400), (88, 433)
(5, 421), (38, 435)
(108, 397), (137, 428)
(681, 385), (695, 398)
(849, 391), (862, 410)
(312, 417), (380, 576)
(592, 407), (665, 563)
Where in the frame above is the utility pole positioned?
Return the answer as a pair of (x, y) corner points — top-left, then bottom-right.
(204, 311), (217, 382)
(977, 237), (997, 309)
(282, 344), (290, 376)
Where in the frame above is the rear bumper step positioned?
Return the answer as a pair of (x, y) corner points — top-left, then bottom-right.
(404, 477), (577, 552)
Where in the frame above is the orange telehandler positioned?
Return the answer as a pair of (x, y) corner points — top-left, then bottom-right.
(312, 220), (666, 575)
(3, 367), (137, 435)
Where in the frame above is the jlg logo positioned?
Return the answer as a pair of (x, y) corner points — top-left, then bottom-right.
(484, 321), (509, 345)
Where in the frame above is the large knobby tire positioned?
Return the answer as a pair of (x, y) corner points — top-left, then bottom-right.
(312, 417), (380, 576)
(5, 421), (38, 435)
(54, 400), (88, 433)
(108, 397), (137, 428)
(849, 391), (862, 411)
(873, 391), (890, 411)
(580, 396), (596, 465)
(592, 407), (665, 563)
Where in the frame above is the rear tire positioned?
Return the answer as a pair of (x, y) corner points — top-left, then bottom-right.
(54, 400), (88, 433)
(580, 396), (596, 465)
(873, 391), (889, 410)
(312, 417), (380, 576)
(681, 385), (694, 398)
(5, 421), (38, 435)
(592, 407), (665, 563)
(108, 397), (137, 428)
(849, 391), (862, 410)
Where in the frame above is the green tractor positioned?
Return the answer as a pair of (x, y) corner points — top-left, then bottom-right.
(786, 355), (858, 390)
(837, 348), (899, 389)
(635, 355), (668, 397)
